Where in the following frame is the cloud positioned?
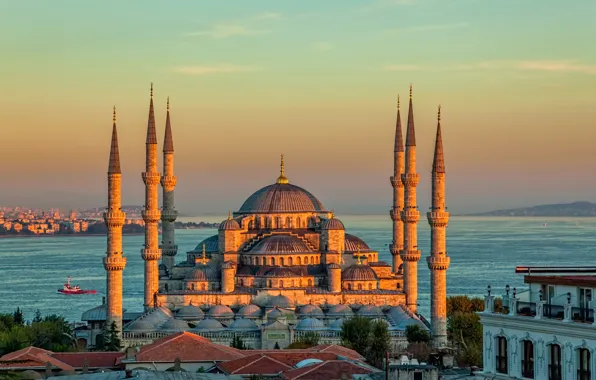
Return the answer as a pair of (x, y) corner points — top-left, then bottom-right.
(253, 12), (282, 21)
(173, 65), (259, 75)
(311, 41), (333, 52)
(382, 60), (596, 75)
(187, 24), (269, 39)
(385, 22), (468, 34)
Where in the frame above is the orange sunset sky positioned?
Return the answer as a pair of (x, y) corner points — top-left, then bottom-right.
(1, 0), (595, 215)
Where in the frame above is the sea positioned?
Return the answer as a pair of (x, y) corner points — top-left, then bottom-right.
(1, 216), (595, 322)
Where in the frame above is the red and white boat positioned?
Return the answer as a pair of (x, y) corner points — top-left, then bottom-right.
(57, 277), (97, 295)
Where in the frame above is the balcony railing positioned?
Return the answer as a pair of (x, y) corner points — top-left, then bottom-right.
(486, 296), (595, 324)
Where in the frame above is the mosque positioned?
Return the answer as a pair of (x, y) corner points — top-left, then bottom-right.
(80, 84), (450, 351)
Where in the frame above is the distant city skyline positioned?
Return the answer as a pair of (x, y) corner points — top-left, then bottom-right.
(1, 0), (595, 214)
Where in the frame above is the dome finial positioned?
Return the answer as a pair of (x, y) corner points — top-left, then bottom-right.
(330, 209), (335, 219)
(227, 210), (232, 220)
(276, 154), (289, 184)
(201, 244), (207, 265)
(356, 243), (362, 264)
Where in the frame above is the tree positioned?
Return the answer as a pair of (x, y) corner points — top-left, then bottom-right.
(12, 309), (24, 326)
(105, 322), (122, 351)
(340, 316), (372, 355)
(446, 295), (486, 367)
(296, 332), (320, 347)
(366, 320), (390, 369)
(32, 310), (42, 323)
(405, 325), (431, 344)
(230, 335), (247, 350)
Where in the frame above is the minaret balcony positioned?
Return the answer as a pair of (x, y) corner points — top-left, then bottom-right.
(103, 211), (126, 226)
(161, 175), (177, 190)
(427, 211), (450, 227)
(400, 249), (421, 262)
(160, 209), (178, 222)
(142, 209), (161, 223)
(161, 246), (178, 257)
(401, 209), (420, 223)
(389, 208), (402, 221)
(427, 254), (450, 271)
(390, 176), (404, 188)
(142, 172), (161, 185)
(103, 256), (127, 271)
(389, 243), (403, 255)
(141, 248), (162, 261)
(401, 173), (420, 187)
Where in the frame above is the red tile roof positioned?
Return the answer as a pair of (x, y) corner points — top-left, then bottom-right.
(0, 347), (73, 371)
(50, 352), (124, 369)
(281, 360), (375, 380)
(133, 332), (244, 363)
(218, 352), (339, 375)
(309, 345), (364, 361)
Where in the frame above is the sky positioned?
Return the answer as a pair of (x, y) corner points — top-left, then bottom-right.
(0, 0), (595, 215)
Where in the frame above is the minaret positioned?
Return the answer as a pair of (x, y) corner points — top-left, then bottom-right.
(160, 97), (178, 272)
(427, 106), (450, 347)
(389, 95), (405, 274)
(400, 85), (421, 313)
(103, 106), (127, 336)
(141, 83), (162, 310)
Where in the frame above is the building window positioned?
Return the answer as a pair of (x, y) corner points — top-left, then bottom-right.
(548, 344), (561, 380)
(308, 279), (312, 286)
(271, 257), (276, 266)
(521, 340), (534, 378)
(368, 283), (373, 290)
(289, 257), (293, 265)
(358, 284), (362, 290)
(578, 348), (591, 380)
(348, 283), (352, 290)
(496, 336), (508, 374)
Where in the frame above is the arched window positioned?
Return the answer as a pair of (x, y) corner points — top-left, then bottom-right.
(521, 340), (534, 379)
(348, 283), (352, 290)
(165, 283), (169, 292)
(191, 283), (195, 290)
(240, 279), (244, 287)
(296, 217), (301, 228)
(286, 217), (292, 228)
(276, 216), (282, 228)
(310, 256), (315, 264)
(280, 257), (285, 266)
(358, 284), (363, 290)
(280, 280), (284, 288)
(304, 256), (308, 265)
(308, 279), (312, 286)
(368, 283), (373, 290)
(578, 348), (591, 380)
(368, 255), (372, 262)
(289, 257), (293, 266)
(496, 336), (508, 374)
(268, 280), (272, 288)
(201, 284), (206, 290)
(548, 344), (561, 380)
(297, 257), (301, 265)
(271, 257), (276, 266)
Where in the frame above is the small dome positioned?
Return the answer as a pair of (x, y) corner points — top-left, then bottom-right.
(327, 263), (341, 270)
(126, 318), (155, 332)
(195, 318), (224, 330)
(219, 218), (241, 231)
(342, 265), (378, 281)
(265, 267), (296, 277)
(251, 235), (313, 254)
(330, 319), (344, 330)
(207, 305), (235, 319)
(321, 218), (345, 230)
(295, 318), (325, 331)
(161, 318), (190, 331)
(230, 318), (259, 330)
(185, 264), (220, 281)
(185, 267), (208, 281)
(176, 304), (205, 319)
(267, 294), (295, 308)
(327, 304), (354, 318)
(296, 304), (324, 318)
(358, 304), (384, 317)
(267, 308), (283, 320)
(238, 304), (262, 319)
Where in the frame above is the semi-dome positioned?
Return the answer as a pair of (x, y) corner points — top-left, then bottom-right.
(189, 235), (218, 253)
(267, 308), (283, 320)
(295, 318), (326, 331)
(327, 304), (354, 318)
(207, 305), (235, 319)
(185, 264), (220, 281)
(238, 181), (326, 214)
(268, 294), (295, 308)
(230, 318), (259, 330)
(238, 304), (262, 319)
(161, 318), (190, 331)
(265, 267), (297, 278)
(358, 304), (384, 317)
(251, 235), (313, 254)
(176, 303), (205, 319)
(194, 318), (224, 330)
(344, 234), (372, 252)
(342, 265), (378, 281)
(321, 217), (345, 230)
(296, 304), (324, 318)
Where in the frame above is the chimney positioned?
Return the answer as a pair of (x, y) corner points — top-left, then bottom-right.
(82, 358), (89, 374)
(45, 362), (52, 378)
(174, 357), (181, 371)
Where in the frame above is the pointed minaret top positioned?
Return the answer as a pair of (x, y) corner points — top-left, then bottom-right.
(394, 94), (404, 153)
(276, 154), (289, 184)
(405, 84), (416, 147)
(146, 83), (158, 145)
(227, 210), (232, 220)
(108, 106), (121, 174)
(432, 105), (445, 173)
(163, 96), (174, 152)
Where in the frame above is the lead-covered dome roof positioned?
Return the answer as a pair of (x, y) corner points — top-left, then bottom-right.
(251, 235), (313, 254)
(342, 264), (378, 281)
(321, 217), (345, 230)
(239, 183), (326, 213)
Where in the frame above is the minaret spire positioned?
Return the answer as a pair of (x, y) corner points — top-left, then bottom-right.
(276, 154), (289, 184)
(141, 83), (162, 311)
(160, 96), (178, 273)
(389, 94), (405, 274)
(427, 104), (450, 347)
(400, 84), (421, 313)
(103, 106), (127, 338)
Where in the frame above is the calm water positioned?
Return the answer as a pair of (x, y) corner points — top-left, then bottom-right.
(1, 216), (595, 322)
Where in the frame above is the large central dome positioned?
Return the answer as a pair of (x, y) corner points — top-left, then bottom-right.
(238, 155), (326, 214)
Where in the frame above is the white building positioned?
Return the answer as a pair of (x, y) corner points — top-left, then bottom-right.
(480, 266), (596, 380)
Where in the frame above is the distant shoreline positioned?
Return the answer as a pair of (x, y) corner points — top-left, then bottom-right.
(0, 228), (217, 239)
